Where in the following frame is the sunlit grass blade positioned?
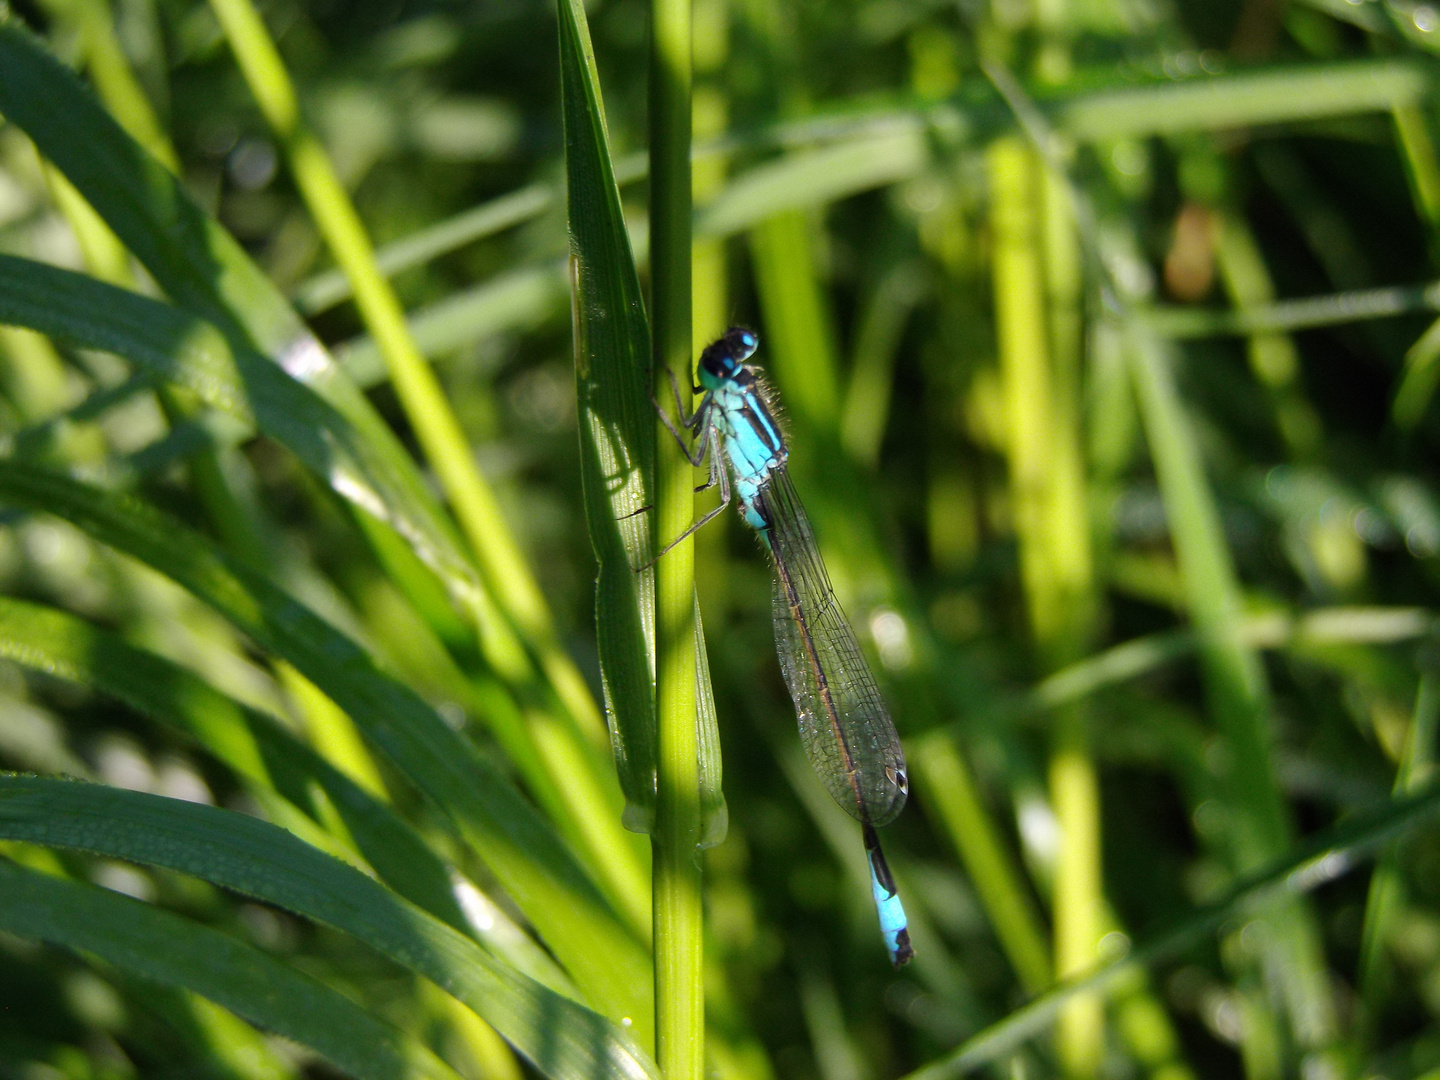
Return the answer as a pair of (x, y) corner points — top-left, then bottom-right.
(0, 858), (465, 1080)
(293, 184), (556, 315)
(0, 460), (654, 1036)
(0, 775), (660, 1080)
(1354, 672), (1440, 1061)
(1147, 280), (1440, 340)
(304, 60), (1440, 393)
(335, 262), (571, 387)
(555, 0), (726, 855)
(699, 131), (928, 241)
(645, 0), (708, 1052)
(912, 735), (1051, 996)
(1056, 57), (1427, 138)
(988, 134), (1102, 1071)
(0, 23), (303, 360)
(0, 34), (636, 884)
(1003, 607), (1437, 725)
(1391, 315), (1440, 431)
(204, 0), (618, 783)
(0, 255), (466, 573)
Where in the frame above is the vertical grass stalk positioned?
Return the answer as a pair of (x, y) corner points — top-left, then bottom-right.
(649, 0), (703, 1067)
(1124, 323), (1338, 1061)
(204, 0), (616, 755)
(989, 136), (1103, 1075)
(1353, 671), (1440, 1067)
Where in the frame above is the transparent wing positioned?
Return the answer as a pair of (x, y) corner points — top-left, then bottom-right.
(758, 468), (907, 827)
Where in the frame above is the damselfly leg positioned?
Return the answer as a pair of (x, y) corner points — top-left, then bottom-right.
(629, 368), (732, 570)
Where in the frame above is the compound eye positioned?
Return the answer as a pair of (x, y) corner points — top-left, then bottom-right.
(733, 328), (759, 359)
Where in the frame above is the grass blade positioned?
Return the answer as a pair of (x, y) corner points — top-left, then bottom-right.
(560, 0), (660, 834)
(0, 858), (465, 1080)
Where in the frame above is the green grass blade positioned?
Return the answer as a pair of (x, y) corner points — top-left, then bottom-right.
(697, 129), (928, 240)
(560, 0), (660, 835)
(646, 0), (706, 1057)
(1391, 315), (1440, 431)
(0, 22), (302, 358)
(1147, 279), (1440, 340)
(1013, 608), (1436, 722)
(205, 0), (615, 780)
(912, 734), (1051, 995)
(0, 858), (465, 1080)
(1125, 324), (1337, 1051)
(0, 775), (659, 1080)
(557, 0), (726, 856)
(0, 460), (653, 1035)
(1057, 57), (1429, 138)
(1354, 672), (1440, 1060)
(335, 262), (571, 387)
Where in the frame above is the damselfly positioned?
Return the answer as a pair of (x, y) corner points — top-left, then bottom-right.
(656, 326), (913, 967)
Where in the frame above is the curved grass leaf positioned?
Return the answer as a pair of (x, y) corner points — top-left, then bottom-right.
(1056, 56), (1428, 139)
(1125, 326), (1334, 1041)
(0, 21), (489, 629)
(960, 607), (1440, 731)
(336, 262), (571, 387)
(0, 460), (654, 1036)
(294, 183), (556, 315)
(0, 594), (474, 936)
(0, 27), (650, 932)
(696, 129), (928, 240)
(295, 60), (1431, 400)
(0, 857), (464, 1080)
(0, 254), (468, 585)
(0, 775), (660, 1080)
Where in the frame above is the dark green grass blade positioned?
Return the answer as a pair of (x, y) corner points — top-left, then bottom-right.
(0, 255), (466, 585)
(560, 0), (658, 832)
(0, 857), (464, 1080)
(0, 775), (659, 1080)
(559, 0), (725, 843)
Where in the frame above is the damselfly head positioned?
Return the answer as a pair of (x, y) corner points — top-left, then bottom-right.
(700, 326), (760, 381)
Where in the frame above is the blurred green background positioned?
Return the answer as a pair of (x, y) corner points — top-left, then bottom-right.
(4, 0), (1440, 1077)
